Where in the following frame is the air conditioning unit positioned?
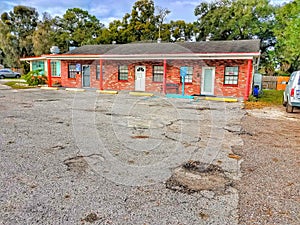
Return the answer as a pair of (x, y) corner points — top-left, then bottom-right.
(50, 46), (60, 54)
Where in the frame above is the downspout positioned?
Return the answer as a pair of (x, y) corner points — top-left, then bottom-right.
(99, 59), (103, 90)
(47, 59), (52, 87)
(244, 59), (253, 101)
(163, 59), (167, 94)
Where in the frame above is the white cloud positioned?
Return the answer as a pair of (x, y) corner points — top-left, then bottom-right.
(0, 0), (201, 26)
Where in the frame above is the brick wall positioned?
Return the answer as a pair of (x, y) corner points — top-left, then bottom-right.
(60, 59), (251, 98)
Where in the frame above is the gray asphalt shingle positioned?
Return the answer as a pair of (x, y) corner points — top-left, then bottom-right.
(66, 39), (260, 55)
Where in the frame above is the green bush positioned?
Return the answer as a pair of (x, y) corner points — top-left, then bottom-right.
(24, 70), (47, 86)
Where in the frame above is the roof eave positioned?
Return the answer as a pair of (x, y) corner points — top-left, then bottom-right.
(20, 56), (47, 61)
(44, 52), (260, 60)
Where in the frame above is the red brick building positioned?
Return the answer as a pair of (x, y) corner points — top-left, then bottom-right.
(23, 40), (261, 100)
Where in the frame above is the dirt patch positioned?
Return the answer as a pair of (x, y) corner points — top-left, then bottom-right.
(244, 101), (271, 109)
(166, 161), (232, 194)
(81, 212), (101, 223)
(235, 106), (300, 224)
(63, 156), (89, 173)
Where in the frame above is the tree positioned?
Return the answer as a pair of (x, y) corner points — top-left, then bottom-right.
(170, 20), (195, 42)
(53, 8), (105, 52)
(0, 5), (38, 67)
(274, 0), (300, 73)
(194, 0), (276, 73)
(155, 6), (171, 40)
(194, 0), (275, 41)
(32, 12), (56, 55)
(109, 0), (158, 43)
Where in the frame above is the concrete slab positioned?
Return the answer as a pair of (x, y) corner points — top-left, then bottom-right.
(166, 94), (194, 99)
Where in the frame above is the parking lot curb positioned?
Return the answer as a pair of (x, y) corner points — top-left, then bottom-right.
(96, 90), (118, 94)
(40, 87), (59, 90)
(65, 88), (86, 92)
(129, 92), (154, 97)
(204, 96), (238, 102)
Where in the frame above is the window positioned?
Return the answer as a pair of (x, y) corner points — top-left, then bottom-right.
(51, 61), (60, 77)
(68, 64), (77, 78)
(32, 60), (45, 75)
(96, 65), (105, 80)
(118, 65), (128, 80)
(224, 66), (239, 85)
(180, 66), (193, 83)
(153, 66), (164, 82)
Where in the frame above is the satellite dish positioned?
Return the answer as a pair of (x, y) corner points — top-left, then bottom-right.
(50, 46), (60, 54)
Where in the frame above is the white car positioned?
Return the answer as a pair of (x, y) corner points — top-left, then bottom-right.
(0, 68), (21, 79)
(283, 71), (300, 113)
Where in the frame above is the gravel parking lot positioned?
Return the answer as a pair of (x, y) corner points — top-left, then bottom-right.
(0, 85), (299, 224)
(0, 86), (245, 225)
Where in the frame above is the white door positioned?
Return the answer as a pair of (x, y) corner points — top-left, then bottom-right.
(82, 65), (90, 87)
(135, 66), (146, 91)
(201, 67), (215, 95)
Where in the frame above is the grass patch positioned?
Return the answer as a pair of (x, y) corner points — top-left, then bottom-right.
(4, 81), (36, 89)
(245, 89), (284, 109)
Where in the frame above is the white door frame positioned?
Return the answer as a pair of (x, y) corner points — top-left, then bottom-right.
(201, 67), (215, 95)
(82, 65), (91, 88)
(135, 66), (146, 91)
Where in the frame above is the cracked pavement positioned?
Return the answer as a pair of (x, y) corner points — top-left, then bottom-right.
(0, 88), (245, 224)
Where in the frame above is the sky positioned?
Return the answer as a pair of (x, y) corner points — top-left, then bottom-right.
(0, 0), (291, 27)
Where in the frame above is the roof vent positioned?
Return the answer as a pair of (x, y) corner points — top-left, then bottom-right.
(205, 33), (212, 42)
(50, 46), (60, 54)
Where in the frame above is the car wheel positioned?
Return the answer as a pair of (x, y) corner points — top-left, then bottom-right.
(0, 75), (4, 79)
(286, 100), (294, 113)
(15, 74), (21, 79)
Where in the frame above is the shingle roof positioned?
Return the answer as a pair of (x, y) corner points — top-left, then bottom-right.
(177, 40), (260, 53)
(66, 39), (260, 55)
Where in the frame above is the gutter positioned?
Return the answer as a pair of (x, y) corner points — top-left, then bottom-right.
(41, 53), (260, 61)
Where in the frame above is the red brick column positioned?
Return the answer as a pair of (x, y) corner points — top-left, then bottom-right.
(244, 59), (253, 101)
(76, 73), (82, 88)
(99, 59), (103, 90)
(47, 59), (52, 87)
(163, 59), (167, 94)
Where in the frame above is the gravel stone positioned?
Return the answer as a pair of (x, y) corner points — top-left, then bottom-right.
(3, 87), (295, 224)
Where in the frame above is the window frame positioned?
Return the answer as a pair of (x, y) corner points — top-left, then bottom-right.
(152, 65), (164, 82)
(32, 60), (45, 75)
(118, 65), (128, 81)
(50, 61), (60, 77)
(180, 66), (193, 83)
(224, 66), (239, 85)
(68, 64), (77, 79)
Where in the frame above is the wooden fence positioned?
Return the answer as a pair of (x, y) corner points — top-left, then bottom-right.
(262, 76), (289, 90)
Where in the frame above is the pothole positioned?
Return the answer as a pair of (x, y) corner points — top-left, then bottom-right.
(34, 99), (60, 102)
(81, 212), (101, 223)
(63, 156), (89, 173)
(131, 135), (149, 139)
(166, 161), (232, 194)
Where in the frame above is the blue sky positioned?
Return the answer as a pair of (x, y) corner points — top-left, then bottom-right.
(0, 0), (201, 26)
(0, 0), (290, 27)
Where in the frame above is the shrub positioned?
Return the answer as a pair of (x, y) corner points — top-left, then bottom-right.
(24, 70), (47, 86)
